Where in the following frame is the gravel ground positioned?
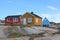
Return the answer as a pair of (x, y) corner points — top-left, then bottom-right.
(51, 34), (60, 40)
(35, 34), (60, 40)
(0, 34), (60, 40)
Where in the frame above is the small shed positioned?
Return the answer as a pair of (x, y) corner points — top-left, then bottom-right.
(42, 17), (50, 27)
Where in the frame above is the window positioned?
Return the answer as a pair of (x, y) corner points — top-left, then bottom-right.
(7, 18), (10, 22)
(36, 18), (38, 23)
(28, 18), (32, 23)
(13, 18), (18, 22)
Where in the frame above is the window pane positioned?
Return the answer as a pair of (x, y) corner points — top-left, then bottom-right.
(13, 18), (18, 22)
(7, 18), (10, 21)
(28, 18), (32, 23)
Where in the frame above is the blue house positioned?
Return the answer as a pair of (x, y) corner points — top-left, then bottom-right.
(42, 17), (50, 27)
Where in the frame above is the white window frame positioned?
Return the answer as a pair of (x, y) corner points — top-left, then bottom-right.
(20, 17), (22, 22)
(13, 18), (18, 22)
(28, 18), (32, 23)
(36, 18), (38, 23)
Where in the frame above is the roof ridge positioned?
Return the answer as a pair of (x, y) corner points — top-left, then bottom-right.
(30, 12), (42, 19)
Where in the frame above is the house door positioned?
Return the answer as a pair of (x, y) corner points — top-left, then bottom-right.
(23, 18), (26, 25)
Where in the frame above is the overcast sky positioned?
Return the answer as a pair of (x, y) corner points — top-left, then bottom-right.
(0, 0), (60, 23)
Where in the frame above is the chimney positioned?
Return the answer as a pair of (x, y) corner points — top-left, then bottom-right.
(31, 12), (34, 14)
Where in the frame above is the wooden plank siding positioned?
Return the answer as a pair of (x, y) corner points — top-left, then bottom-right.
(22, 13), (34, 26)
(34, 17), (42, 26)
(22, 12), (42, 26)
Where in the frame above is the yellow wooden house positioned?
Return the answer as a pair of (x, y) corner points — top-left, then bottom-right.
(22, 12), (42, 26)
